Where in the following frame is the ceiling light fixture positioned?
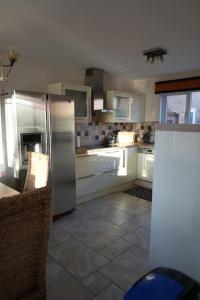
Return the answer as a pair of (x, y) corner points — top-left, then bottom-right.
(143, 47), (167, 63)
(0, 48), (19, 82)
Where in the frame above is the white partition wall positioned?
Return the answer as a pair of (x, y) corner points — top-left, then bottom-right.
(150, 129), (200, 281)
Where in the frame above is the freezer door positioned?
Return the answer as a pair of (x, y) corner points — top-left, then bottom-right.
(1, 90), (47, 190)
(47, 94), (76, 214)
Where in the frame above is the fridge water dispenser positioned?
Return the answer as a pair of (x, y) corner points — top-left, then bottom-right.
(20, 132), (44, 166)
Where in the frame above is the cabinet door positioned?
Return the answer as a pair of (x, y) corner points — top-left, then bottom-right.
(48, 83), (91, 123)
(137, 152), (154, 182)
(64, 89), (87, 118)
(76, 147), (138, 198)
(76, 150), (122, 179)
(130, 95), (145, 122)
(126, 147), (138, 181)
(114, 96), (130, 120)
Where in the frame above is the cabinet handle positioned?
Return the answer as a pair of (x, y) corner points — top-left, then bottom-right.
(76, 173), (96, 180)
(103, 169), (118, 174)
(122, 150), (126, 168)
(103, 151), (120, 154)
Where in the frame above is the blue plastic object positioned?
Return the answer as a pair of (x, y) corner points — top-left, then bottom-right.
(125, 273), (184, 300)
(124, 268), (200, 300)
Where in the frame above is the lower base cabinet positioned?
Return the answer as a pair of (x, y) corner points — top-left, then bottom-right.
(76, 147), (138, 199)
(137, 152), (154, 183)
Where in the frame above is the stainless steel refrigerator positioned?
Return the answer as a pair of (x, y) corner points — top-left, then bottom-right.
(0, 90), (76, 214)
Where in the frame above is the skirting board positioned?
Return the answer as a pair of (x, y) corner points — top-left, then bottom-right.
(76, 180), (135, 204)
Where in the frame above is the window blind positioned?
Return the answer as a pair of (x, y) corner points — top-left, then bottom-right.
(155, 76), (200, 94)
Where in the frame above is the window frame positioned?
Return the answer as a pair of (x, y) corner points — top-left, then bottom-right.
(160, 90), (200, 124)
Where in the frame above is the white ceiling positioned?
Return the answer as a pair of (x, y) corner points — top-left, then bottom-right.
(1, 0), (200, 79)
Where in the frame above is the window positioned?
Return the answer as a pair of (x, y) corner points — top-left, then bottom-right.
(160, 91), (200, 124)
(190, 92), (200, 124)
(166, 94), (187, 124)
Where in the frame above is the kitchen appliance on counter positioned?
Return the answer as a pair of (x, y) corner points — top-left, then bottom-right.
(137, 147), (154, 183)
(118, 131), (135, 144)
(0, 90), (76, 214)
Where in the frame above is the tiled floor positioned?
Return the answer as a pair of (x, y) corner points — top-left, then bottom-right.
(47, 192), (152, 299)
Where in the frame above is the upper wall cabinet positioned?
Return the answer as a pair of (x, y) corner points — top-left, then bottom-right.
(100, 91), (145, 123)
(145, 94), (160, 122)
(48, 83), (91, 123)
(131, 94), (145, 122)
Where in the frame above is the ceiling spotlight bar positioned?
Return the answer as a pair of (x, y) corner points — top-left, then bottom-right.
(143, 47), (167, 63)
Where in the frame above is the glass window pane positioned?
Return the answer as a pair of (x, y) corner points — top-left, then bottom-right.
(190, 92), (200, 124)
(65, 89), (87, 118)
(166, 94), (187, 124)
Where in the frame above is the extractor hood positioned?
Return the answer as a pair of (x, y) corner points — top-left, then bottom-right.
(84, 68), (113, 112)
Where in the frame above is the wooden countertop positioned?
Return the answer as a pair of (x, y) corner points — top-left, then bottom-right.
(155, 124), (200, 132)
(0, 182), (20, 198)
(76, 143), (154, 157)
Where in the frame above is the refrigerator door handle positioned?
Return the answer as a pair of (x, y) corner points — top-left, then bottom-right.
(45, 94), (52, 173)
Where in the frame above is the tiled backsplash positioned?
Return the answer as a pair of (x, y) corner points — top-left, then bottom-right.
(75, 121), (157, 146)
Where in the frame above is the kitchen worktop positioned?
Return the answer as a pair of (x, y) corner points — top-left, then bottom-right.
(76, 142), (154, 157)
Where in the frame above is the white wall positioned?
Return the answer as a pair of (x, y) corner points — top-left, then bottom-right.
(0, 53), (84, 93)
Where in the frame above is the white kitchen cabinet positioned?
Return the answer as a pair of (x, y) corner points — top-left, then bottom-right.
(131, 94), (145, 122)
(76, 150), (122, 179)
(76, 146), (138, 199)
(145, 94), (160, 122)
(126, 146), (138, 180)
(99, 91), (145, 123)
(48, 83), (91, 123)
(137, 149), (154, 183)
(111, 91), (132, 121)
(76, 149), (124, 197)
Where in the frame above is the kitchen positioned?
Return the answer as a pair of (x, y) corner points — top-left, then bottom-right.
(1, 1), (200, 299)
(0, 69), (156, 299)
(52, 68), (155, 206)
(0, 68), (155, 212)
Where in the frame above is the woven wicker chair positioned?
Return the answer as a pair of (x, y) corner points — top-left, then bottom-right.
(23, 152), (49, 192)
(0, 186), (52, 300)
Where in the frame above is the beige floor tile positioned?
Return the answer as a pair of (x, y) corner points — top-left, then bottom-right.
(93, 283), (124, 300)
(100, 238), (132, 260)
(49, 239), (108, 280)
(123, 226), (150, 251)
(82, 271), (111, 295)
